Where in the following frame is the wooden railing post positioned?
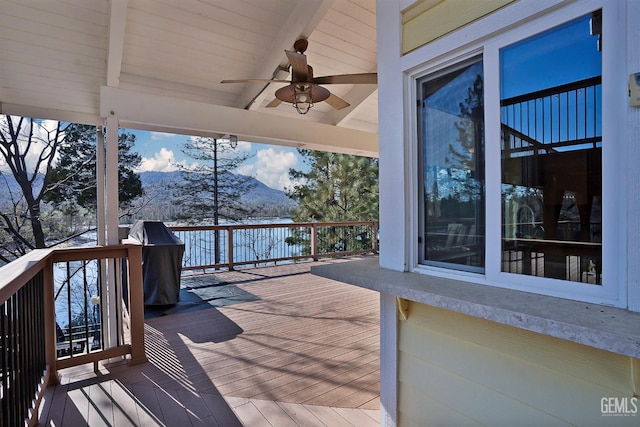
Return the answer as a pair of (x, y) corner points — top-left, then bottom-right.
(311, 223), (318, 261)
(228, 226), (235, 271)
(127, 244), (147, 365)
(372, 221), (379, 254)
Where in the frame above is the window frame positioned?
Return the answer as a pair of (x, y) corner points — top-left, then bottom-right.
(406, 0), (626, 307)
(416, 56), (486, 274)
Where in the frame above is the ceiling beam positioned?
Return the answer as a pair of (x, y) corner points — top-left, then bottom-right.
(240, 0), (336, 110)
(0, 102), (103, 126)
(106, 0), (128, 87)
(321, 85), (378, 126)
(101, 86), (378, 157)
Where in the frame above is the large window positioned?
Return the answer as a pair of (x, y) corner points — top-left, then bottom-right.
(418, 59), (485, 272)
(500, 12), (602, 284)
(417, 11), (604, 286)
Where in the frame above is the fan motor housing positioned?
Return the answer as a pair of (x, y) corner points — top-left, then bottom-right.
(275, 83), (330, 104)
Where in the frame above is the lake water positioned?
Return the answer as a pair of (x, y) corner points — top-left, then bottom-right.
(54, 218), (299, 328)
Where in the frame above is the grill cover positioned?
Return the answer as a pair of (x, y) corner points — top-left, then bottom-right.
(129, 221), (185, 305)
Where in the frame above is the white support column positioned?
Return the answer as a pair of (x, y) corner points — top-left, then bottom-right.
(380, 292), (398, 427)
(626, 0), (640, 312)
(377, 0), (402, 424)
(104, 115), (120, 349)
(105, 115), (120, 245)
(96, 125), (110, 350)
(377, 0), (407, 271)
(96, 127), (106, 246)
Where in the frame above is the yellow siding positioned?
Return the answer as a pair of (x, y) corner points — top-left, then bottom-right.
(402, 0), (514, 54)
(398, 302), (639, 425)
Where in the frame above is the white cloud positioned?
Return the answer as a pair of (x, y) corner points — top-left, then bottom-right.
(241, 148), (298, 191)
(150, 132), (177, 140)
(0, 116), (65, 173)
(136, 148), (181, 172)
(235, 140), (252, 153)
(236, 164), (254, 176)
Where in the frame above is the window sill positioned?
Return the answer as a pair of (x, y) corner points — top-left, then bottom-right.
(311, 258), (640, 359)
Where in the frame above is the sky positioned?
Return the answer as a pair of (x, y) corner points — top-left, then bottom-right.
(500, 13), (600, 99)
(125, 128), (307, 192)
(0, 119), (307, 192)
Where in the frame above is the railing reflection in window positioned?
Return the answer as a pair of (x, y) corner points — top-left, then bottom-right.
(501, 77), (602, 285)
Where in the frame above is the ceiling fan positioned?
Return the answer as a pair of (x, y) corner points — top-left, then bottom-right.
(221, 39), (377, 115)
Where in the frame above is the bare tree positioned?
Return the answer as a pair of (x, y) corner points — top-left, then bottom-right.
(0, 116), (69, 262)
(238, 227), (281, 265)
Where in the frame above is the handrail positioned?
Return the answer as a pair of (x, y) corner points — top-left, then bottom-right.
(169, 220), (378, 231)
(0, 248), (51, 304)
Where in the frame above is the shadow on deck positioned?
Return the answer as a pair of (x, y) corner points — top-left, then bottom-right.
(39, 256), (380, 426)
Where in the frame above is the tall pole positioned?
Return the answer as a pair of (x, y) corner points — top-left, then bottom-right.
(213, 139), (220, 265)
(104, 115), (120, 349)
(96, 127), (106, 246)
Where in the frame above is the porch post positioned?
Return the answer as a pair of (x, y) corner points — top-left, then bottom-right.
(127, 244), (147, 365)
(380, 292), (398, 427)
(96, 128), (106, 246)
(105, 115), (120, 246)
(103, 116), (120, 349)
(376, 0), (402, 424)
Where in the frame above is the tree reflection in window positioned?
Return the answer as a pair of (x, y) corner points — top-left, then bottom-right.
(420, 59), (485, 272)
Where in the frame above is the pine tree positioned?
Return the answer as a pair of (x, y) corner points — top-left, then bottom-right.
(287, 150), (378, 222)
(45, 124), (143, 219)
(286, 150), (378, 254)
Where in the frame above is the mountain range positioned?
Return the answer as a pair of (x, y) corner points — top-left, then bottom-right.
(136, 171), (297, 220)
(0, 171), (297, 221)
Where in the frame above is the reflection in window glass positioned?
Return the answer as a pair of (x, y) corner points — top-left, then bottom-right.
(419, 59), (485, 272)
(500, 12), (602, 284)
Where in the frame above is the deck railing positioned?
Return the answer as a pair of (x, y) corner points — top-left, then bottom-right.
(170, 221), (379, 272)
(0, 220), (377, 425)
(0, 245), (146, 426)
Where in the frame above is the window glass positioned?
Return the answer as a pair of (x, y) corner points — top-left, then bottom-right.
(500, 12), (602, 284)
(419, 59), (485, 272)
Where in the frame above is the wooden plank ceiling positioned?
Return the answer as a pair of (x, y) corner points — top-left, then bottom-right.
(0, 0), (378, 156)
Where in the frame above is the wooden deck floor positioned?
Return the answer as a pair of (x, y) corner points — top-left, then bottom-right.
(39, 257), (380, 426)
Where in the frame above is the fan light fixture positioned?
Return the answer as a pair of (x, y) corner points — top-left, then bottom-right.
(293, 84), (313, 114)
(220, 39), (377, 114)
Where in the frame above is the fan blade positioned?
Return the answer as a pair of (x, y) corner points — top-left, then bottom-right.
(312, 73), (377, 85)
(220, 79), (290, 84)
(324, 93), (350, 110)
(265, 98), (283, 108)
(285, 50), (309, 82)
